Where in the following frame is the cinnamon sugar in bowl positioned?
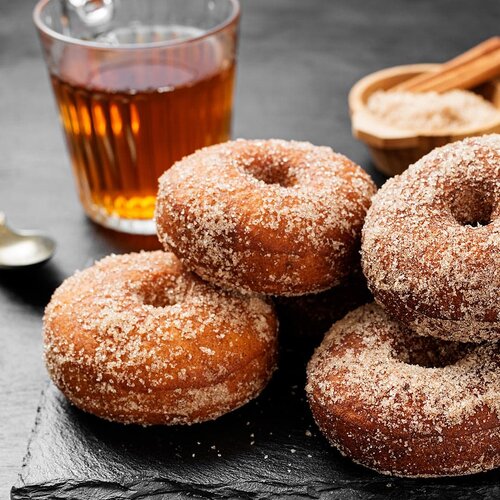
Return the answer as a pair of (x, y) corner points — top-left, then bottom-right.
(349, 64), (500, 176)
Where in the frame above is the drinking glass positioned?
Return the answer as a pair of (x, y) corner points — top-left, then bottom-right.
(34, 0), (240, 234)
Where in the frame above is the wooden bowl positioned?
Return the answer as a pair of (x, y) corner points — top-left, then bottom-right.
(348, 64), (500, 176)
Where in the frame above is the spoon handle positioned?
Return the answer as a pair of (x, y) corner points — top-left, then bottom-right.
(0, 212), (5, 227)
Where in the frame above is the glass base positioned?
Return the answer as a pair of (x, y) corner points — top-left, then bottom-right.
(86, 208), (157, 235)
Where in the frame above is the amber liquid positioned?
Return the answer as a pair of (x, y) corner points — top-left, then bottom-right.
(51, 45), (235, 225)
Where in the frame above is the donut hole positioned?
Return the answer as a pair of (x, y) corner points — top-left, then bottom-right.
(140, 275), (190, 308)
(449, 187), (493, 227)
(243, 156), (297, 187)
(394, 335), (469, 368)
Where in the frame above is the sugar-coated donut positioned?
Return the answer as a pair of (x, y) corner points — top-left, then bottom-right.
(155, 139), (376, 296)
(306, 303), (500, 478)
(43, 251), (278, 425)
(362, 135), (500, 343)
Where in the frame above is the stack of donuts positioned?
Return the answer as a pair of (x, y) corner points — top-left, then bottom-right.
(43, 135), (499, 479)
(43, 139), (375, 425)
(307, 135), (500, 477)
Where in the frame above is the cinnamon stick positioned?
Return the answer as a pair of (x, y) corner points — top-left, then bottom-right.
(393, 37), (500, 93)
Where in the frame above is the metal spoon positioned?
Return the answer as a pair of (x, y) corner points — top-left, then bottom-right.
(0, 213), (56, 269)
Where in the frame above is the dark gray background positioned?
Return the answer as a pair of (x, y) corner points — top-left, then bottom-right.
(1, 0), (500, 496)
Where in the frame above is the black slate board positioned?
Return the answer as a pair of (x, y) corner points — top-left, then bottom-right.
(12, 331), (500, 499)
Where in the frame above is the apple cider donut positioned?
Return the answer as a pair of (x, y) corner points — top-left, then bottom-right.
(155, 139), (376, 296)
(306, 303), (500, 478)
(43, 251), (278, 425)
(362, 135), (500, 343)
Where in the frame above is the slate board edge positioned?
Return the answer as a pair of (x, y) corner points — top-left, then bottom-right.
(11, 385), (49, 500)
(12, 474), (500, 500)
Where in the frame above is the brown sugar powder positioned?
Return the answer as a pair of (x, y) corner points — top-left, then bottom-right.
(367, 89), (500, 133)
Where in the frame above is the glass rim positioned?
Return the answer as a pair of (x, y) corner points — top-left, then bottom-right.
(33, 0), (240, 50)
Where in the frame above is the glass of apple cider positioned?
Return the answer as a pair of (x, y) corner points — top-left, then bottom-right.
(34, 0), (239, 234)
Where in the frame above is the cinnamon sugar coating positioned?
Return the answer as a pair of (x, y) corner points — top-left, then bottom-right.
(43, 251), (278, 425)
(362, 135), (500, 342)
(306, 303), (500, 478)
(155, 139), (376, 296)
